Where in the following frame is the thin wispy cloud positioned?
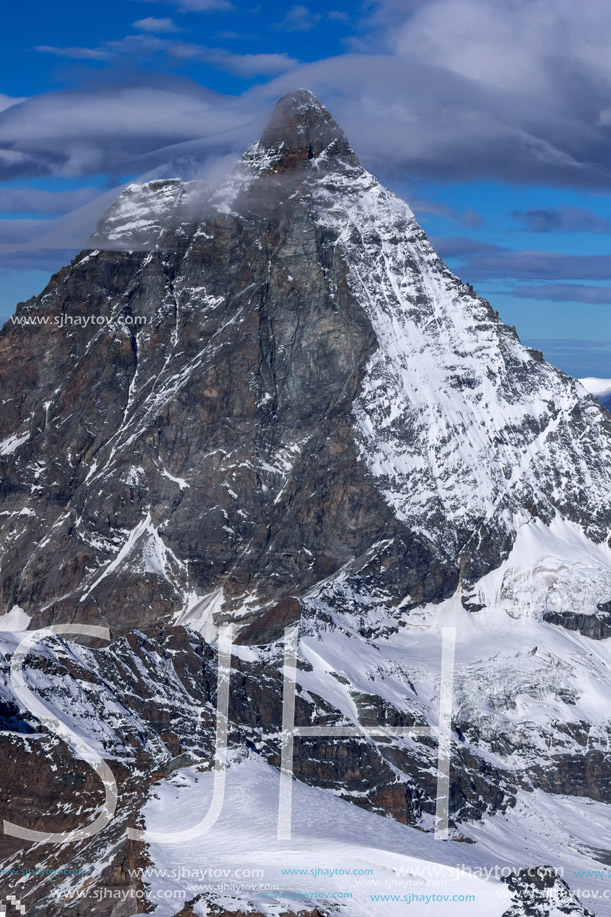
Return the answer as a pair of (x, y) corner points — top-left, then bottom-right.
(0, 186), (99, 216)
(411, 197), (482, 229)
(433, 236), (611, 281)
(35, 45), (112, 61)
(0, 94), (27, 113)
(133, 17), (182, 33)
(0, 84), (251, 178)
(0, 147), (53, 179)
(206, 49), (298, 76)
(525, 337), (611, 377)
(275, 5), (322, 32)
(104, 34), (198, 57)
(34, 33), (296, 78)
(139, 0), (232, 11)
(512, 207), (611, 233)
(511, 284), (611, 305)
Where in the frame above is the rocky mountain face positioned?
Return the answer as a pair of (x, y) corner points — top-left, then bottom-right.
(1, 90), (611, 916)
(3, 89), (611, 637)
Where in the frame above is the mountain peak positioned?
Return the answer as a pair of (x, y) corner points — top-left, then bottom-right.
(253, 88), (360, 171)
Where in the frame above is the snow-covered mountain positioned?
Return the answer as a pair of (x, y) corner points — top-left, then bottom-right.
(1, 90), (611, 916)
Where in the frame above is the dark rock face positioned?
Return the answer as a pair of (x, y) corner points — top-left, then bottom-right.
(544, 609), (611, 639)
(258, 88), (360, 170)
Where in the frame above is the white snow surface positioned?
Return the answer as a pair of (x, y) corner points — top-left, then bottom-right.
(142, 753), (508, 917)
(142, 753), (608, 916)
(468, 513), (611, 619)
(0, 605), (31, 631)
(299, 516), (611, 773)
(80, 512), (184, 601)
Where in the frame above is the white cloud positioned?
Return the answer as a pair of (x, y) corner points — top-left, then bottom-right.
(141, 0), (232, 10)
(35, 45), (112, 61)
(0, 85), (255, 178)
(133, 17), (182, 33)
(207, 50), (299, 76)
(386, 0), (611, 104)
(0, 186), (99, 216)
(276, 5), (322, 31)
(179, 0), (232, 7)
(6, 0), (611, 192)
(0, 94), (27, 114)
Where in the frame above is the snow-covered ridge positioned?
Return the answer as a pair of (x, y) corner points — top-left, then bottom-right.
(91, 178), (209, 249)
(310, 160), (611, 555)
(140, 754), (509, 917)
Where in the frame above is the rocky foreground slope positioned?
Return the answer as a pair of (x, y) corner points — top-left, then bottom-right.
(0, 91), (610, 916)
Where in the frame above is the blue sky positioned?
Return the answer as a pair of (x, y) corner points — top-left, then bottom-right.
(1, 0), (611, 376)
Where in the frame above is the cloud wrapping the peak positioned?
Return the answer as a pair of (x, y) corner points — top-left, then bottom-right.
(0, 85), (254, 179)
(12, 0), (611, 190)
(250, 50), (611, 186)
(257, 0), (611, 187)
